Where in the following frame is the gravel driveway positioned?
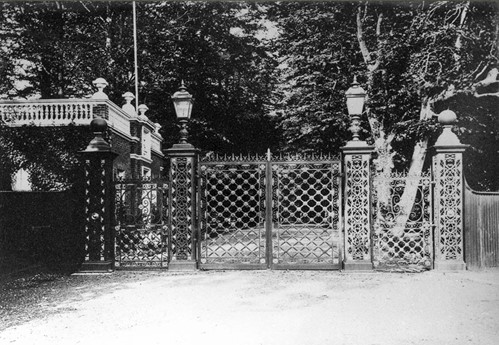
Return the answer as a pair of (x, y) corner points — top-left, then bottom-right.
(1, 269), (498, 345)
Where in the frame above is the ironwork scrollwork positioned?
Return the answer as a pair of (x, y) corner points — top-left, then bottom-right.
(371, 172), (433, 271)
(434, 153), (463, 261)
(344, 154), (371, 261)
(114, 178), (169, 267)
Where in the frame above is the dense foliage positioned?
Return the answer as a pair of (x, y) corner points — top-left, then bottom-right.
(0, 1), (497, 190)
(0, 125), (89, 190)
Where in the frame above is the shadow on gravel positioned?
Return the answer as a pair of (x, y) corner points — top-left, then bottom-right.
(0, 254), (172, 331)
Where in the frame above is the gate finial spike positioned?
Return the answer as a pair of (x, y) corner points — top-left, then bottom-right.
(267, 148), (271, 161)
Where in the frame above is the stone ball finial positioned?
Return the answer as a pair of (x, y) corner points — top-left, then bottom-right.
(90, 117), (108, 133)
(438, 109), (457, 126)
(91, 78), (109, 100)
(435, 109), (461, 146)
(84, 117), (111, 152)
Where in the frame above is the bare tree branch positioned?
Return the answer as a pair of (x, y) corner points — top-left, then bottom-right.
(474, 91), (499, 98)
(474, 67), (498, 87)
(356, 6), (373, 69)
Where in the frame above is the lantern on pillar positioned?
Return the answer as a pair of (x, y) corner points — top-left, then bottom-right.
(345, 76), (366, 142)
(171, 81), (194, 145)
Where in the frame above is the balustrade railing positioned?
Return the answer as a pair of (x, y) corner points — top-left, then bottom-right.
(0, 100), (95, 126)
(0, 99), (131, 138)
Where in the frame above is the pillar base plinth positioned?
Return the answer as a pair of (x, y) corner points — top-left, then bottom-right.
(434, 260), (466, 271)
(343, 260), (373, 271)
(169, 260), (197, 271)
(79, 261), (114, 273)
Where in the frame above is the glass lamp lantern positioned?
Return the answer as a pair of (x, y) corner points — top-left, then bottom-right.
(345, 76), (366, 142)
(345, 76), (366, 116)
(171, 81), (194, 145)
(172, 81), (193, 120)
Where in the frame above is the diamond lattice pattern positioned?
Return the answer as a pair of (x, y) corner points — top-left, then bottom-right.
(200, 165), (265, 264)
(273, 164), (339, 264)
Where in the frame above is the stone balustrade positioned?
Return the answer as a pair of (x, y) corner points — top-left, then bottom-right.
(0, 99), (95, 126)
(0, 98), (132, 139)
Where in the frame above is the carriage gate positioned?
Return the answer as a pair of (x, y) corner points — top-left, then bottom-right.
(198, 153), (342, 270)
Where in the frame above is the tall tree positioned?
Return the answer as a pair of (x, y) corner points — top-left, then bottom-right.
(1, 1), (280, 153)
(267, 0), (498, 235)
(267, 2), (359, 153)
(136, 1), (280, 152)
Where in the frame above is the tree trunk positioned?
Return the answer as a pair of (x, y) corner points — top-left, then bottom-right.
(389, 101), (432, 236)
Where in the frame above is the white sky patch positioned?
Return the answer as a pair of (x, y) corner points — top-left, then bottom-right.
(256, 19), (280, 40)
(230, 27), (245, 37)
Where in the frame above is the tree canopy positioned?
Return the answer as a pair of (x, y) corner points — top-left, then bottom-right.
(0, 1), (497, 190)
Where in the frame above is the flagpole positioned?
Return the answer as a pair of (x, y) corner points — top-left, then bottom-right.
(133, 1), (139, 110)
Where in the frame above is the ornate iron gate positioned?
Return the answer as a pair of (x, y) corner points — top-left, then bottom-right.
(371, 172), (433, 272)
(114, 178), (169, 268)
(198, 153), (342, 270)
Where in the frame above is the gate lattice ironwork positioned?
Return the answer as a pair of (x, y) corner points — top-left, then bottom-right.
(198, 153), (342, 270)
(371, 172), (433, 272)
(114, 178), (169, 268)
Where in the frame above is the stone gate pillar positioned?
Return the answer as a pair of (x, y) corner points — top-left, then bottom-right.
(79, 118), (118, 272)
(432, 110), (468, 270)
(165, 144), (199, 270)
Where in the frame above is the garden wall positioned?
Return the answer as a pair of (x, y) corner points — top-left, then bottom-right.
(0, 190), (85, 270)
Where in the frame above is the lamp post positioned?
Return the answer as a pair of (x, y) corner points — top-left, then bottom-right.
(171, 81), (194, 147)
(345, 76), (366, 144)
(164, 81), (198, 270)
(341, 75), (373, 271)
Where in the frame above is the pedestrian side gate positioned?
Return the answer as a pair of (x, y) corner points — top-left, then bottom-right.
(371, 172), (434, 272)
(114, 178), (169, 268)
(198, 153), (342, 270)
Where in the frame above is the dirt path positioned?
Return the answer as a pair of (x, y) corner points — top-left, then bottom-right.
(1, 269), (498, 345)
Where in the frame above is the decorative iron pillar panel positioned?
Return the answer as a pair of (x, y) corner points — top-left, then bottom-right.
(79, 117), (118, 272)
(342, 146), (374, 270)
(432, 146), (467, 270)
(165, 146), (199, 270)
(80, 151), (118, 272)
(432, 109), (468, 270)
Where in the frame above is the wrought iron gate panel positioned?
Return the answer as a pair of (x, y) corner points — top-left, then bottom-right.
(271, 159), (342, 269)
(198, 153), (342, 270)
(199, 156), (267, 269)
(170, 156), (195, 261)
(115, 178), (169, 268)
(372, 172), (433, 272)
